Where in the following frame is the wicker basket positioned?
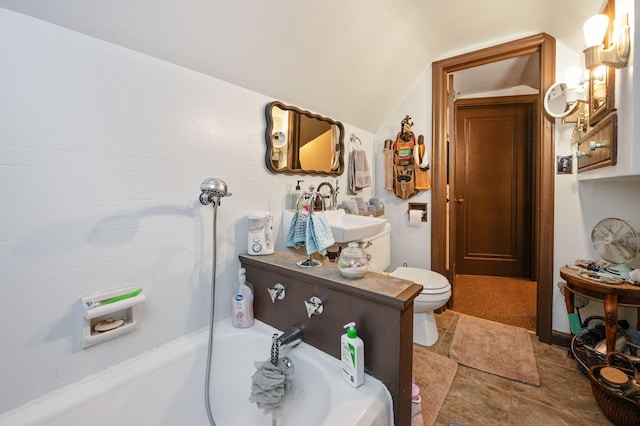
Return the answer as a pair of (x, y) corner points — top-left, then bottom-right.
(588, 353), (640, 426)
(367, 203), (385, 217)
(572, 316), (607, 374)
(571, 316), (640, 375)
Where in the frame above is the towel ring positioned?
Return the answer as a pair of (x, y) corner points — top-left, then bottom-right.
(350, 133), (363, 150)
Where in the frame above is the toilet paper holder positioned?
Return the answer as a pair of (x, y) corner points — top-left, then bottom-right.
(407, 202), (427, 222)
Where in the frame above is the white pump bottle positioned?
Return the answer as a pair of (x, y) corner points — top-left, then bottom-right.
(231, 268), (254, 328)
(341, 322), (364, 387)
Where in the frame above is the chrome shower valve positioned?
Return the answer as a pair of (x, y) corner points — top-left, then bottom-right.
(304, 296), (324, 318)
(268, 283), (286, 303)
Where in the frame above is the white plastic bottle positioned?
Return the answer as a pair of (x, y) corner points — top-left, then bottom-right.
(231, 268), (254, 328)
(341, 322), (364, 387)
(290, 180), (303, 210)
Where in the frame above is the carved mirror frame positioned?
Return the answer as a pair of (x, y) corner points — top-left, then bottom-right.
(264, 101), (345, 176)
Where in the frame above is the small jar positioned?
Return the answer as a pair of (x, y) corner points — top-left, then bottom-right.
(338, 242), (369, 279)
(599, 366), (638, 398)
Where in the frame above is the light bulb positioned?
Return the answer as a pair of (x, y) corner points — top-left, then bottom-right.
(564, 67), (585, 88)
(583, 14), (609, 47)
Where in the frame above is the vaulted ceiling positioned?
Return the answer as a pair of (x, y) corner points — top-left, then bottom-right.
(0, 0), (605, 131)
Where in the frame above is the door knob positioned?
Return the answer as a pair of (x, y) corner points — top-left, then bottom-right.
(454, 198), (465, 204)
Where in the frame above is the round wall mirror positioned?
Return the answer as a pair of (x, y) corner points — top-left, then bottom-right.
(271, 131), (287, 148)
(544, 82), (577, 118)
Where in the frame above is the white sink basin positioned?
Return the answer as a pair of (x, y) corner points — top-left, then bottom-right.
(282, 208), (386, 243)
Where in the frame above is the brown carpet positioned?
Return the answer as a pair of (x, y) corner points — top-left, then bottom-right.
(413, 345), (458, 426)
(452, 274), (536, 331)
(449, 314), (540, 386)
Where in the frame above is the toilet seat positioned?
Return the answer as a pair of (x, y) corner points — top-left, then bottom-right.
(389, 267), (450, 295)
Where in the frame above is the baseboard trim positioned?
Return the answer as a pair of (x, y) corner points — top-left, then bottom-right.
(551, 330), (571, 349)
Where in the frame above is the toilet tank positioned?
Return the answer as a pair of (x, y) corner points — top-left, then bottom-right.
(362, 222), (391, 273)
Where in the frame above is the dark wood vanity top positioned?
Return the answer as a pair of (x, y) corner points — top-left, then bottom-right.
(239, 251), (422, 309)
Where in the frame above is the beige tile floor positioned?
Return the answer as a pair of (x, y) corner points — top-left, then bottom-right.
(421, 310), (614, 425)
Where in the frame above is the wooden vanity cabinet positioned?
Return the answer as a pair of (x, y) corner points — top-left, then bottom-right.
(239, 252), (422, 426)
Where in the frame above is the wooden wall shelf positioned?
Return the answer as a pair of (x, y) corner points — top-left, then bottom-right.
(577, 111), (617, 173)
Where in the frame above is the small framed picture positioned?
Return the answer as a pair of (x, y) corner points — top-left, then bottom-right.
(557, 155), (572, 174)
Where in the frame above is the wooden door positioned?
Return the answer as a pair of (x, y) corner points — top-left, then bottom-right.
(453, 97), (533, 278)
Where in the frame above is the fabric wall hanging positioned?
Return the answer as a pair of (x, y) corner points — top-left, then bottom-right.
(383, 115), (431, 199)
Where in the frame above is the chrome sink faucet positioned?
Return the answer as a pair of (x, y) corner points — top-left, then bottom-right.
(277, 326), (304, 349)
(317, 181), (335, 210)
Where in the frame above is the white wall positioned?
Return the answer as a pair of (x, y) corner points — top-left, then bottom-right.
(374, 75), (432, 270)
(576, 0), (637, 179)
(552, 0), (639, 331)
(0, 9), (374, 413)
(376, 36), (640, 335)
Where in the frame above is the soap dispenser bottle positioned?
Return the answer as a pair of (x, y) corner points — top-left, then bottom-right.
(290, 180), (303, 210)
(341, 322), (364, 387)
(231, 268), (254, 328)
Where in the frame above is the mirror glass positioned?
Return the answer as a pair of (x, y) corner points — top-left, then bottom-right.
(543, 82), (578, 118)
(588, 0), (615, 126)
(265, 101), (344, 176)
(589, 64), (614, 125)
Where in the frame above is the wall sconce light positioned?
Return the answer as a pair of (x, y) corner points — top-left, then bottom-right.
(583, 13), (631, 70)
(565, 84), (589, 105)
(564, 67), (589, 104)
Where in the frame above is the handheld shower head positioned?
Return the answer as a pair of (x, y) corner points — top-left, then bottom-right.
(199, 178), (232, 205)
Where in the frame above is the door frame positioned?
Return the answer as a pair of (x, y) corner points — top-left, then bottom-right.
(431, 33), (556, 344)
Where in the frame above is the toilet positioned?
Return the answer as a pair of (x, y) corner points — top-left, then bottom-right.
(388, 267), (451, 346)
(363, 223), (452, 347)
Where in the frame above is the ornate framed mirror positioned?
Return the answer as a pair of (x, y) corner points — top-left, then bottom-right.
(264, 101), (344, 176)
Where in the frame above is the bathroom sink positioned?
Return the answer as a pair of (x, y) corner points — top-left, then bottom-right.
(282, 208), (386, 243)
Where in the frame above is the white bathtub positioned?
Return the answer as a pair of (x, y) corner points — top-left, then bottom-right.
(0, 319), (393, 426)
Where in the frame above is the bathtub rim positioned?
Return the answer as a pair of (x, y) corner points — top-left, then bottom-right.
(0, 319), (393, 426)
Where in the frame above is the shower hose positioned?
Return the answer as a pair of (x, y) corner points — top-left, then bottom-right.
(204, 201), (278, 426)
(204, 202), (219, 426)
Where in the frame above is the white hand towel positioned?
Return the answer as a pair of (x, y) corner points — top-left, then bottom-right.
(348, 150), (357, 194)
(348, 149), (371, 194)
(353, 150), (371, 189)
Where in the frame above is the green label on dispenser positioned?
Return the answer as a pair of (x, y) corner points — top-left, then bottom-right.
(348, 343), (355, 367)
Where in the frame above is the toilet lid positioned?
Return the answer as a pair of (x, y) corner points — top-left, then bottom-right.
(389, 267), (451, 294)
